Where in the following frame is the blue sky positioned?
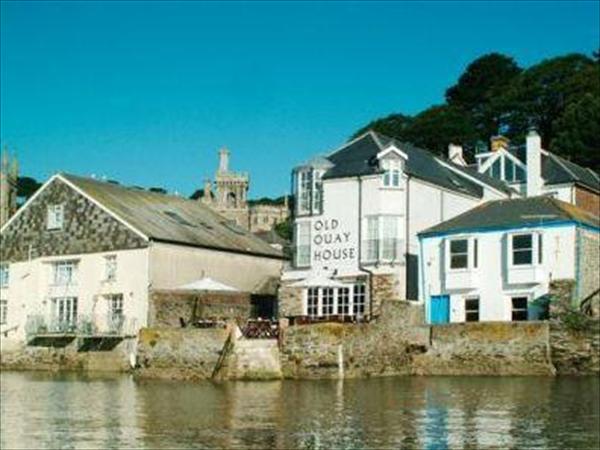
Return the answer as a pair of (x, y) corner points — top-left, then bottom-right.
(1, 1), (598, 198)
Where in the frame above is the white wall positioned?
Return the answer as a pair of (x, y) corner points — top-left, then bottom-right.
(420, 224), (577, 322)
(148, 242), (283, 293)
(0, 248), (149, 344)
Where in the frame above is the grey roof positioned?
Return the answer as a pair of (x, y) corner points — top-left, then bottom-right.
(320, 132), (510, 198)
(61, 173), (284, 259)
(419, 196), (600, 237)
(508, 145), (599, 192)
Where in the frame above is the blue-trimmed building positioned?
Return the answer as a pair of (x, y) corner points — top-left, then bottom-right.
(418, 196), (599, 324)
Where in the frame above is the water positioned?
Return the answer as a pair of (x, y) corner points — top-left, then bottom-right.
(1, 372), (599, 450)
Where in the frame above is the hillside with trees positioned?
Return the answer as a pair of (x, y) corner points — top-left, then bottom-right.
(353, 51), (600, 173)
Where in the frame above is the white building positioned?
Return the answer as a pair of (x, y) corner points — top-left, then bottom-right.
(418, 196), (599, 324)
(279, 131), (514, 321)
(0, 173), (284, 346)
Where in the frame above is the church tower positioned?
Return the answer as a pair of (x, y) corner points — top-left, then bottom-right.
(0, 148), (19, 227)
(212, 148), (250, 227)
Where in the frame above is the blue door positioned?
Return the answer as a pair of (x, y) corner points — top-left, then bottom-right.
(429, 295), (450, 324)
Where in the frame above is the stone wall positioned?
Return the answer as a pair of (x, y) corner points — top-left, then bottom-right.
(278, 283), (304, 317)
(135, 327), (229, 380)
(412, 322), (554, 376)
(550, 320), (600, 375)
(280, 300), (429, 379)
(0, 337), (134, 372)
(225, 339), (282, 380)
(575, 186), (600, 217)
(148, 290), (252, 327)
(371, 274), (402, 316)
(577, 229), (600, 313)
(0, 177), (146, 262)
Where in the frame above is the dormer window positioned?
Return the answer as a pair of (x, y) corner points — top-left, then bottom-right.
(382, 159), (402, 187)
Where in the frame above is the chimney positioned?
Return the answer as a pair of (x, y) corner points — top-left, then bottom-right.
(218, 147), (230, 173)
(448, 143), (466, 166)
(490, 135), (510, 152)
(526, 129), (542, 197)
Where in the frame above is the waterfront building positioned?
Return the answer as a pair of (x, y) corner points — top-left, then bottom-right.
(201, 148), (290, 233)
(467, 130), (599, 215)
(0, 173), (284, 345)
(418, 196), (599, 324)
(279, 131), (514, 321)
(0, 149), (19, 227)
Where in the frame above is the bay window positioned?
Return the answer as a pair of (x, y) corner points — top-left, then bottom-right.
(446, 237), (479, 271)
(295, 222), (311, 267)
(295, 168), (324, 216)
(362, 215), (402, 264)
(510, 232), (542, 267)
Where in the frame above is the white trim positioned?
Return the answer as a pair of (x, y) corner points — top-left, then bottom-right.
(376, 144), (409, 161)
(436, 158), (513, 198)
(478, 151), (502, 173)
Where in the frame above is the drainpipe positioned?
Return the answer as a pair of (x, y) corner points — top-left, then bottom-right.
(357, 176), (375, 321)
(405, 174), (411, 300)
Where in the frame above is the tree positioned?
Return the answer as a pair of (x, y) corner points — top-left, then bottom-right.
(551, 93), (600, 173)
(502, 54), (597, 146)
(148, 187), (167, 194)
(351, 113), (413, 140)
(446, 53), (521, 138)
(274, 217), (292, 241)
(17, 176), (42, 199)
(403, 105), (478, 155)
(189, 189), (204, 200)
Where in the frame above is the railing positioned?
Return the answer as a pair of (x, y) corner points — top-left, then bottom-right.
(361, 239), (405, 264)
(25, 314), (133, 337)
(241, 319), (279, 339)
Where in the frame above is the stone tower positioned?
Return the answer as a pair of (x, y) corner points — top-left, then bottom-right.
(202, 148), (250, 227)
(0, 148), (19, 227)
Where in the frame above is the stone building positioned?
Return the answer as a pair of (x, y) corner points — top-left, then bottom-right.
(0, 173), (285, 347)
(201, 148), (290, 233)
(419, 196), (600, 324)
(0, 149), (19, 227)
(280, 131), (514, 322)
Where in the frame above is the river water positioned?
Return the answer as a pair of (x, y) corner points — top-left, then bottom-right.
(1, 372), (598, 449)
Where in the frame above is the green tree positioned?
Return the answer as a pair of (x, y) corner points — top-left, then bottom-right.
(502, 54), (597, 146)
(274, 217), (292, 241)
(446, 53), (522, 138)
(17, 176), (42, 199)
(403, 105), (478, 155)
(351, 113), (413, 140)
(551, 93), (600, 173)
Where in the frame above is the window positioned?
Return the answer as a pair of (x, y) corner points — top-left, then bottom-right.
(295, 222), (311, 267)
(365, 217), (379, 262)
(313, 171), (324, 214)
(51, 297), (78, 331)
(105, 256), (117, 281)
(297, 170), (313, 215)
(382, 159), (402, 187)
(307, 288), (319, 318)
(338, 287), (350, 316)
(488, 159), (501, 179)
(449, 239), (469, 269)
(538, 234), (543, 264)
(0, 264), (8, 288)
(512, 234), (533, 266)
(465, 297), (479, 322)
(511, 296), (528, 321)
(53, 261), (77, 285)
(107, 294), (124, 331)
(381, 216), (398, 260)
(473, 239), (478, 268)
(0, 300), (7, 325)
(46, 204), (64, 230)
(353, 283), (366, 317)
(322, 288), (334, 317)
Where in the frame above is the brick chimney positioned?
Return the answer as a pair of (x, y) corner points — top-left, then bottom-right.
(490, 135), (510, 152)
(526, 129), (543, 197)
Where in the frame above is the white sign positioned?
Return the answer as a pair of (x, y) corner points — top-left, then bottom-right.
(312, 219), (356, 262)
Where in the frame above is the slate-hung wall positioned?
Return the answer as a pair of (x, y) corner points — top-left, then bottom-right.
(0, 178), (147, 262)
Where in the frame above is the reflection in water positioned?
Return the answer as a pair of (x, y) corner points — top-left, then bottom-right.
(1, 372), (598, 449)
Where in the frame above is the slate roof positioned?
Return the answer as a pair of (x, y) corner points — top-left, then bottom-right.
(61, 173), (284, 259)
(320, 131), (512, 198)
(507, 145), (599, 192)
(419, 196), (600, 237)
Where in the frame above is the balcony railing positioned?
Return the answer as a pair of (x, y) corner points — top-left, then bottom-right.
(361, 239), (405, 264)
(25, 314), (134, 337)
